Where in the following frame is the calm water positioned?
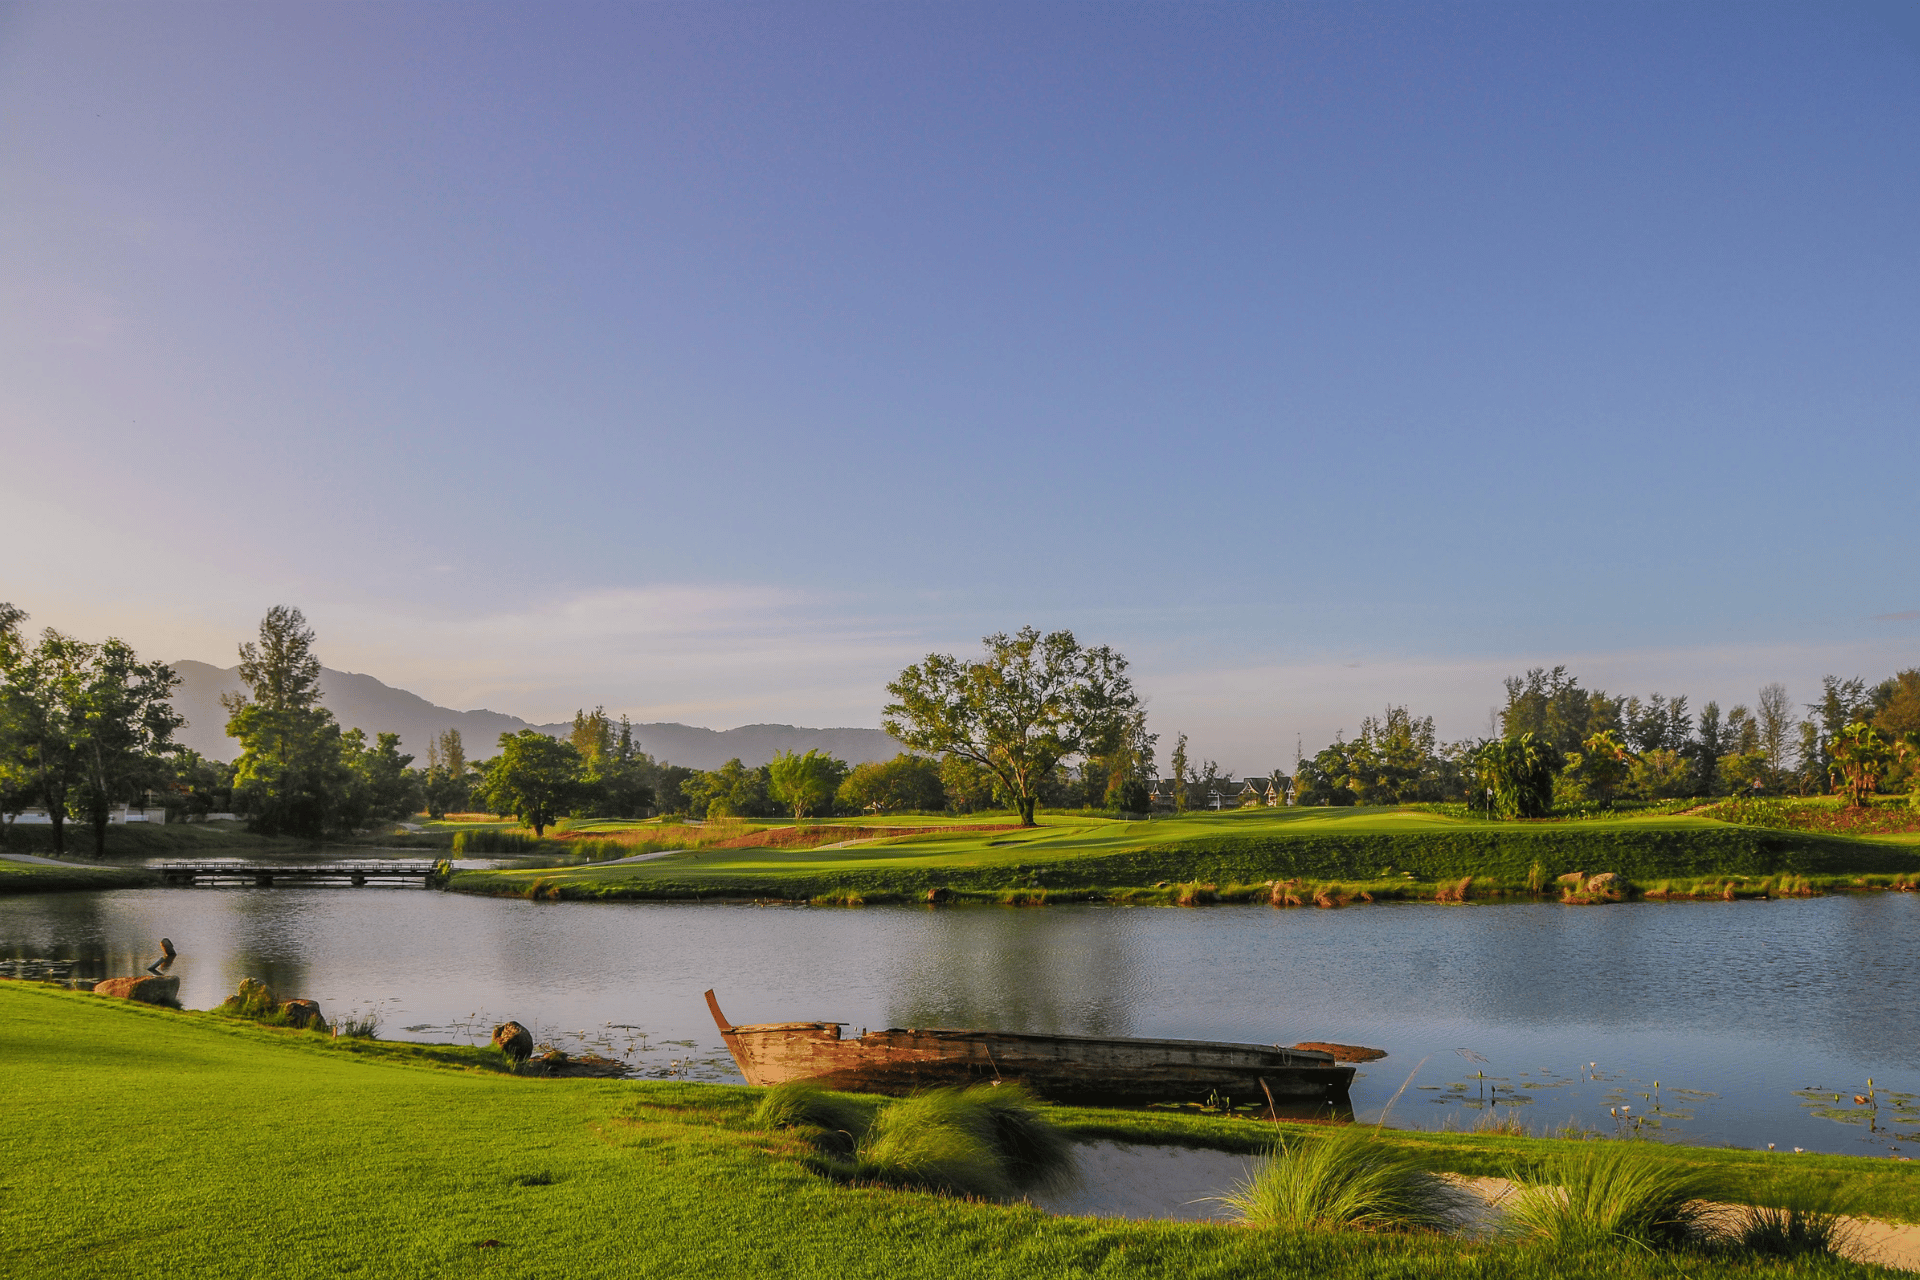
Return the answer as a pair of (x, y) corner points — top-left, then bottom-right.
(4, 887), (1916, 1156)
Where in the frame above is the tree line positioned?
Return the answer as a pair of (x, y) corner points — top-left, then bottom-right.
(1278, 664), (1920, 816)
(9, 600), (1911, 848)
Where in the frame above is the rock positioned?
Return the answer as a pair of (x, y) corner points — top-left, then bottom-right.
(492, 1020), (534, 1061)
(91, 975), (180, 1005)
(1555, 871), (1586, 885)
(1586, 872), (1618, 892)
(281, 999), (327, 1031)
(925, 887), (952, 904)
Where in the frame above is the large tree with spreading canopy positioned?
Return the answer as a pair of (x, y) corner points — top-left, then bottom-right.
(883, 626), (1140, 827)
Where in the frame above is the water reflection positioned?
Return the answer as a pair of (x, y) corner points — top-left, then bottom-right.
(1, 887), (1914, 1155)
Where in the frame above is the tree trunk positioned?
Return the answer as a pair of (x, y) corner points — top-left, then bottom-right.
(93, 805), (109, 857)
(49, 808), (64, 855)
(1018, 795), (1037, 827)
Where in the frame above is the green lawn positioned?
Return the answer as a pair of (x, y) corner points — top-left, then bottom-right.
(0, 983), (1906, 1279)
(446, 806), (1920, 904)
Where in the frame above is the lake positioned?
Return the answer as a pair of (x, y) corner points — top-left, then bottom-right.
(4, 885), (1915, 1156)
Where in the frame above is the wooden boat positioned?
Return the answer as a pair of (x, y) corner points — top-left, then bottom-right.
(705, 990), (1358, 1108)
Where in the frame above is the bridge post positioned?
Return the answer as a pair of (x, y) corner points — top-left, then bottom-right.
(351, 872), (367, 886)
(254, 872), (273, 887)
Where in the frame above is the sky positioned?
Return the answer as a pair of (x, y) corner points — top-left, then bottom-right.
(2, 1), (1916, 772)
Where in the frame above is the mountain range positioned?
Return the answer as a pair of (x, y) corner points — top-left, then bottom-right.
(169, 660), (903, 770)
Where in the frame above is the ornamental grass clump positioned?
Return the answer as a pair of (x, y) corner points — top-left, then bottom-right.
(1732, 1193), (1855, 1259)
(1221, 1126), (1466, 1233)
(849, 1089), (1017, 1199)
(1501, 1142), (1715, 1252)
(754, 1081), (870, 1154)
(809, 1084), (1073, 1199)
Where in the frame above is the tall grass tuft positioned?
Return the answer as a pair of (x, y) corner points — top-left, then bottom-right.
(821, 1084), (1074, 1199)
(849, 1090), (1016, 1199)
(1501, 1142), (1715, 1251)
(754, 1081), (871, 1154)
(1221, 1126), (1466, 1233)
(954, 1084), (1073, 1189)
(1732, 1192), (1855, 1259)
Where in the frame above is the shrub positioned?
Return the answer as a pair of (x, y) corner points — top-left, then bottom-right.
(1502, 1142), (1715, 1251)
(1222, 1126), (1465, 1233)
(219, 977), (281, 1021)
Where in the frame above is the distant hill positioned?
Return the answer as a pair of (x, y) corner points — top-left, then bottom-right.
(169, 661), (903, 770)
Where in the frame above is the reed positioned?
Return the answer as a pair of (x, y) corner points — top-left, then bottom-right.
(1221, 1126), (1466, 1233)
(1174, 881), (1217, 906)
(1434, 876), (1473, 904)
(1501, 1141), (1716, 1251)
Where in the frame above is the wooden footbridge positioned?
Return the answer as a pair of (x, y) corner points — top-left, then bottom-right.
(154, 860), (441, 887)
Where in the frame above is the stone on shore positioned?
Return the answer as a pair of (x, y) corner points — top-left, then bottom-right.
(492, 1020), (534, 1061)
(281, 999), (327, 1030)
(92, 975), (180, 1005)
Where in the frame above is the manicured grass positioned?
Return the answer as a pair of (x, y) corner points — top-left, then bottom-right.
(0, 983), (1905, 1279)
(443, 807), (1920, 904)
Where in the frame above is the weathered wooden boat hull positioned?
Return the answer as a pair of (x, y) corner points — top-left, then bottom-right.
(705, 990), (1356, 1109)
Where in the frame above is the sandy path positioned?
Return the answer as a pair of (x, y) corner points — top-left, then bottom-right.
(1030, 1142), (1920, 1270)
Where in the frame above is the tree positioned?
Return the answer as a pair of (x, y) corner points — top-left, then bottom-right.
(424, 728), (472, 819)
(1827, 721), (1911, 808)
(883, 627), (1139, 828)
(681, 757), (774, 819)
(477, 731), (583, 835)
(338, 730), (420, 828)
(1567, 730), (1629, 806)
(1476, 734), (1562, 819)
(1167, 733), (1191, 812)
(69, 638), (184, 855)
(1756, 683), (1796, 782)
(224, 607), (348, 838)
(1692, 702), (1725, 796)
(1349, 706), (1440, 804)
(838, 754), (945, 814)
(0, 612), (184, 854)
(767, 749), (849, 820)
(0, 605), (38, 845)
(938, 754), (997, 812)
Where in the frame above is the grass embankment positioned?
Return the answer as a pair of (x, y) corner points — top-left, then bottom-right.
(0, 819), (456, 863)
(2, 982), (1911, 1280)
(442, 807), (1920, 905)
(0, 856), (158, 893)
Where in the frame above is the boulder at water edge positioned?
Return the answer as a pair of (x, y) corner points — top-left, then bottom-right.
(492, 1021), (534, 1061)
(92, 975), (180, 1005)
(281, 999), (327, 1031)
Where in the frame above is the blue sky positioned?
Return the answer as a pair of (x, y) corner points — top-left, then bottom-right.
(2, 2), (1916, 769)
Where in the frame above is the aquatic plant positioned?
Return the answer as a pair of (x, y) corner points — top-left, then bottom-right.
(334, 1007), (382, 1040)
(1221, 1126), (1466, 1233)
(1501, 1141), (1716, 1251)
